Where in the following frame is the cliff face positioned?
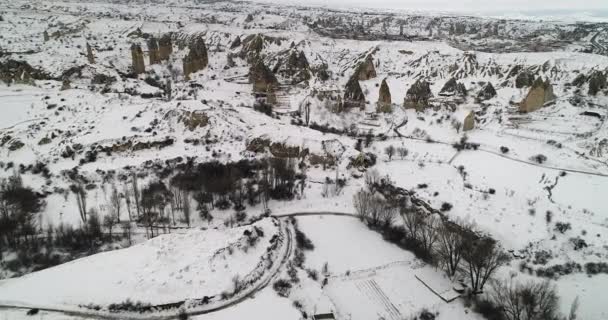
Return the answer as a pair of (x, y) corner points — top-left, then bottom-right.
(519, 77), (556, 113)
(439, 78), (467, 97)
(477, 82), (496, 101)
(183, 38), (208, 79)
(131, 44), (145, 75)
(148, 37), (161, 65)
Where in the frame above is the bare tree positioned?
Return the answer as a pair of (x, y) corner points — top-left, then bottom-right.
(123, 183), (132, 221)
(109, 185), (122, 222)
(182, 191), (191, 228)
(397, 147), (409, 160)
(121, 221), (132, 245)
(385, 145), (395, 161)
(353, 189), (373, 222)
(463, 237), (510, 293)
(418, 214), (439, 253)
(364, 169), (381, 191)
(131, 173), (141, 219)
(103, 215), (117, 240)
(437, 221), (468, 278)
(489, 279), (559, 320)
(70, 183), (87, 223)
(401, 206), (425, 240)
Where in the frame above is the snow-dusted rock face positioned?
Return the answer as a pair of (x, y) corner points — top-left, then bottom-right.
(130, 43), (146, 75)
(377, 78), (392, 113)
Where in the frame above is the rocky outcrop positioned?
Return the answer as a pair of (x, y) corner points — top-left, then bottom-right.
(86, 43), (95, 64)
(355, 55), (376, 81)
(588, 71), (607, 96)
(343, 76), (365, 110)
(61, 79), (71, 91)
(148, 37), (161, 65)
(158, 34), (173, 61)
(43, 31), (50, 42)
(439, 78), (467, 97)
(240, 34), (283, 61)
(477, 82), (496, 101)
(230, 36), (242, 49)
(131, 44), (146, 75)
(250, 59), (279, 104)
(519, 77), (556, 113)
(0, 60), (49, 84)
(275, 50), (310, 84)
(377, 78), (392, 113)
(404, 80), (432, 111)
(515, 71), (535, 88)
(183, 38), (208, 79)
(179, 111), (209, 131)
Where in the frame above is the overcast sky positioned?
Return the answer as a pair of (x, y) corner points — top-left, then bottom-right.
(248, 0), (608, 17)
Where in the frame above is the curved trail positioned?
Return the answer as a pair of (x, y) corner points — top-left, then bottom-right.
(0, 212), (354, 319)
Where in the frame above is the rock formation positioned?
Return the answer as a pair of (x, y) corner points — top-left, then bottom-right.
(377, 78), (392, 113)
(439, 78), (467, 97)
(230, 36), (242, 49)
(477, 82), (496, 101)
(250, 59), (279, 104)
(60, 79), (71, 91)
(43, 31), (50, 42)
(131, 44), (145, 75)
(276, 50), (310, 84)
(404, 80), (432, 111)
(355, 55), (376, 81)
(454, 109), (475, 131)
(158, 34), (173, 61)
(148, 37), (161, 65)
(515, 71), (535, 88)
(183, 38), (208, 79)
(588, 71), (607, 96)
(343, 76), (366, 110)
(519, 77), (556, 113)
(0, 60), (48, 84)
(86, 43), (95, 64)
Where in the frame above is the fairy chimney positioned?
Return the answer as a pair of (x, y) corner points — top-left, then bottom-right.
(158, 34), (173, 61)
(344, 75), (366, 110)
(86, 43), (95, 64)
(131, 44), (145, 75)
(519, 77), (556, 113)
(250, 59), (279, 101)
(43, 31), (50, 42)
(377, 78), (392, 113)
(404, 80), (432, 111)
(148, 37), (161, 65)
(183, 38), (208, 79)
(355, 55), (377, 81)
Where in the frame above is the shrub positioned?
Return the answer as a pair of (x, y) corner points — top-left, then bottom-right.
(554, 222), (571, 234)
(570, 237), (588, 251)
(295, 229), (314, 251)
(531, 154), (547, 164)
(499, 146), (509, 154)
(440, 202), (453, 212)
(273, 279), (292, 297)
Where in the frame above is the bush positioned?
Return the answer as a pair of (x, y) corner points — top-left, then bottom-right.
(295, 229), (314, 251)
(273, 279), (292, 297)
(440, 202), (453, 212)
(554, 222), (571, 234)
(531, 154), (547, 164)
(499, 146), (509, 154)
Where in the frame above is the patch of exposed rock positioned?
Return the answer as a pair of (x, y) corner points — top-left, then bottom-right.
(274, 49), (310, 84)
(179, 111), (209, 131)
(377, 78), (392, 113)
(519, 77), (556, 113)
(404, 80), (432, 111)
(250, 59), (279, 104)
(515, 70), (535, 88)
(148, 37), (161, 65)
(477, 82), (496, 101)
(355, 55), (376, 81)
(86, 43), (95, 64)
(158, 34), (173, 61)
(343, 76), (365, 110)
(183, 38), (208, 79)
(439, 78), (467, 97)
(131, 44), (145, 75)
(588, 71), (607, 96)
(0, 60), (49, 84)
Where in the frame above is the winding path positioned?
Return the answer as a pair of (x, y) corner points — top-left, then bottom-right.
(0, 212), (356, 320)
